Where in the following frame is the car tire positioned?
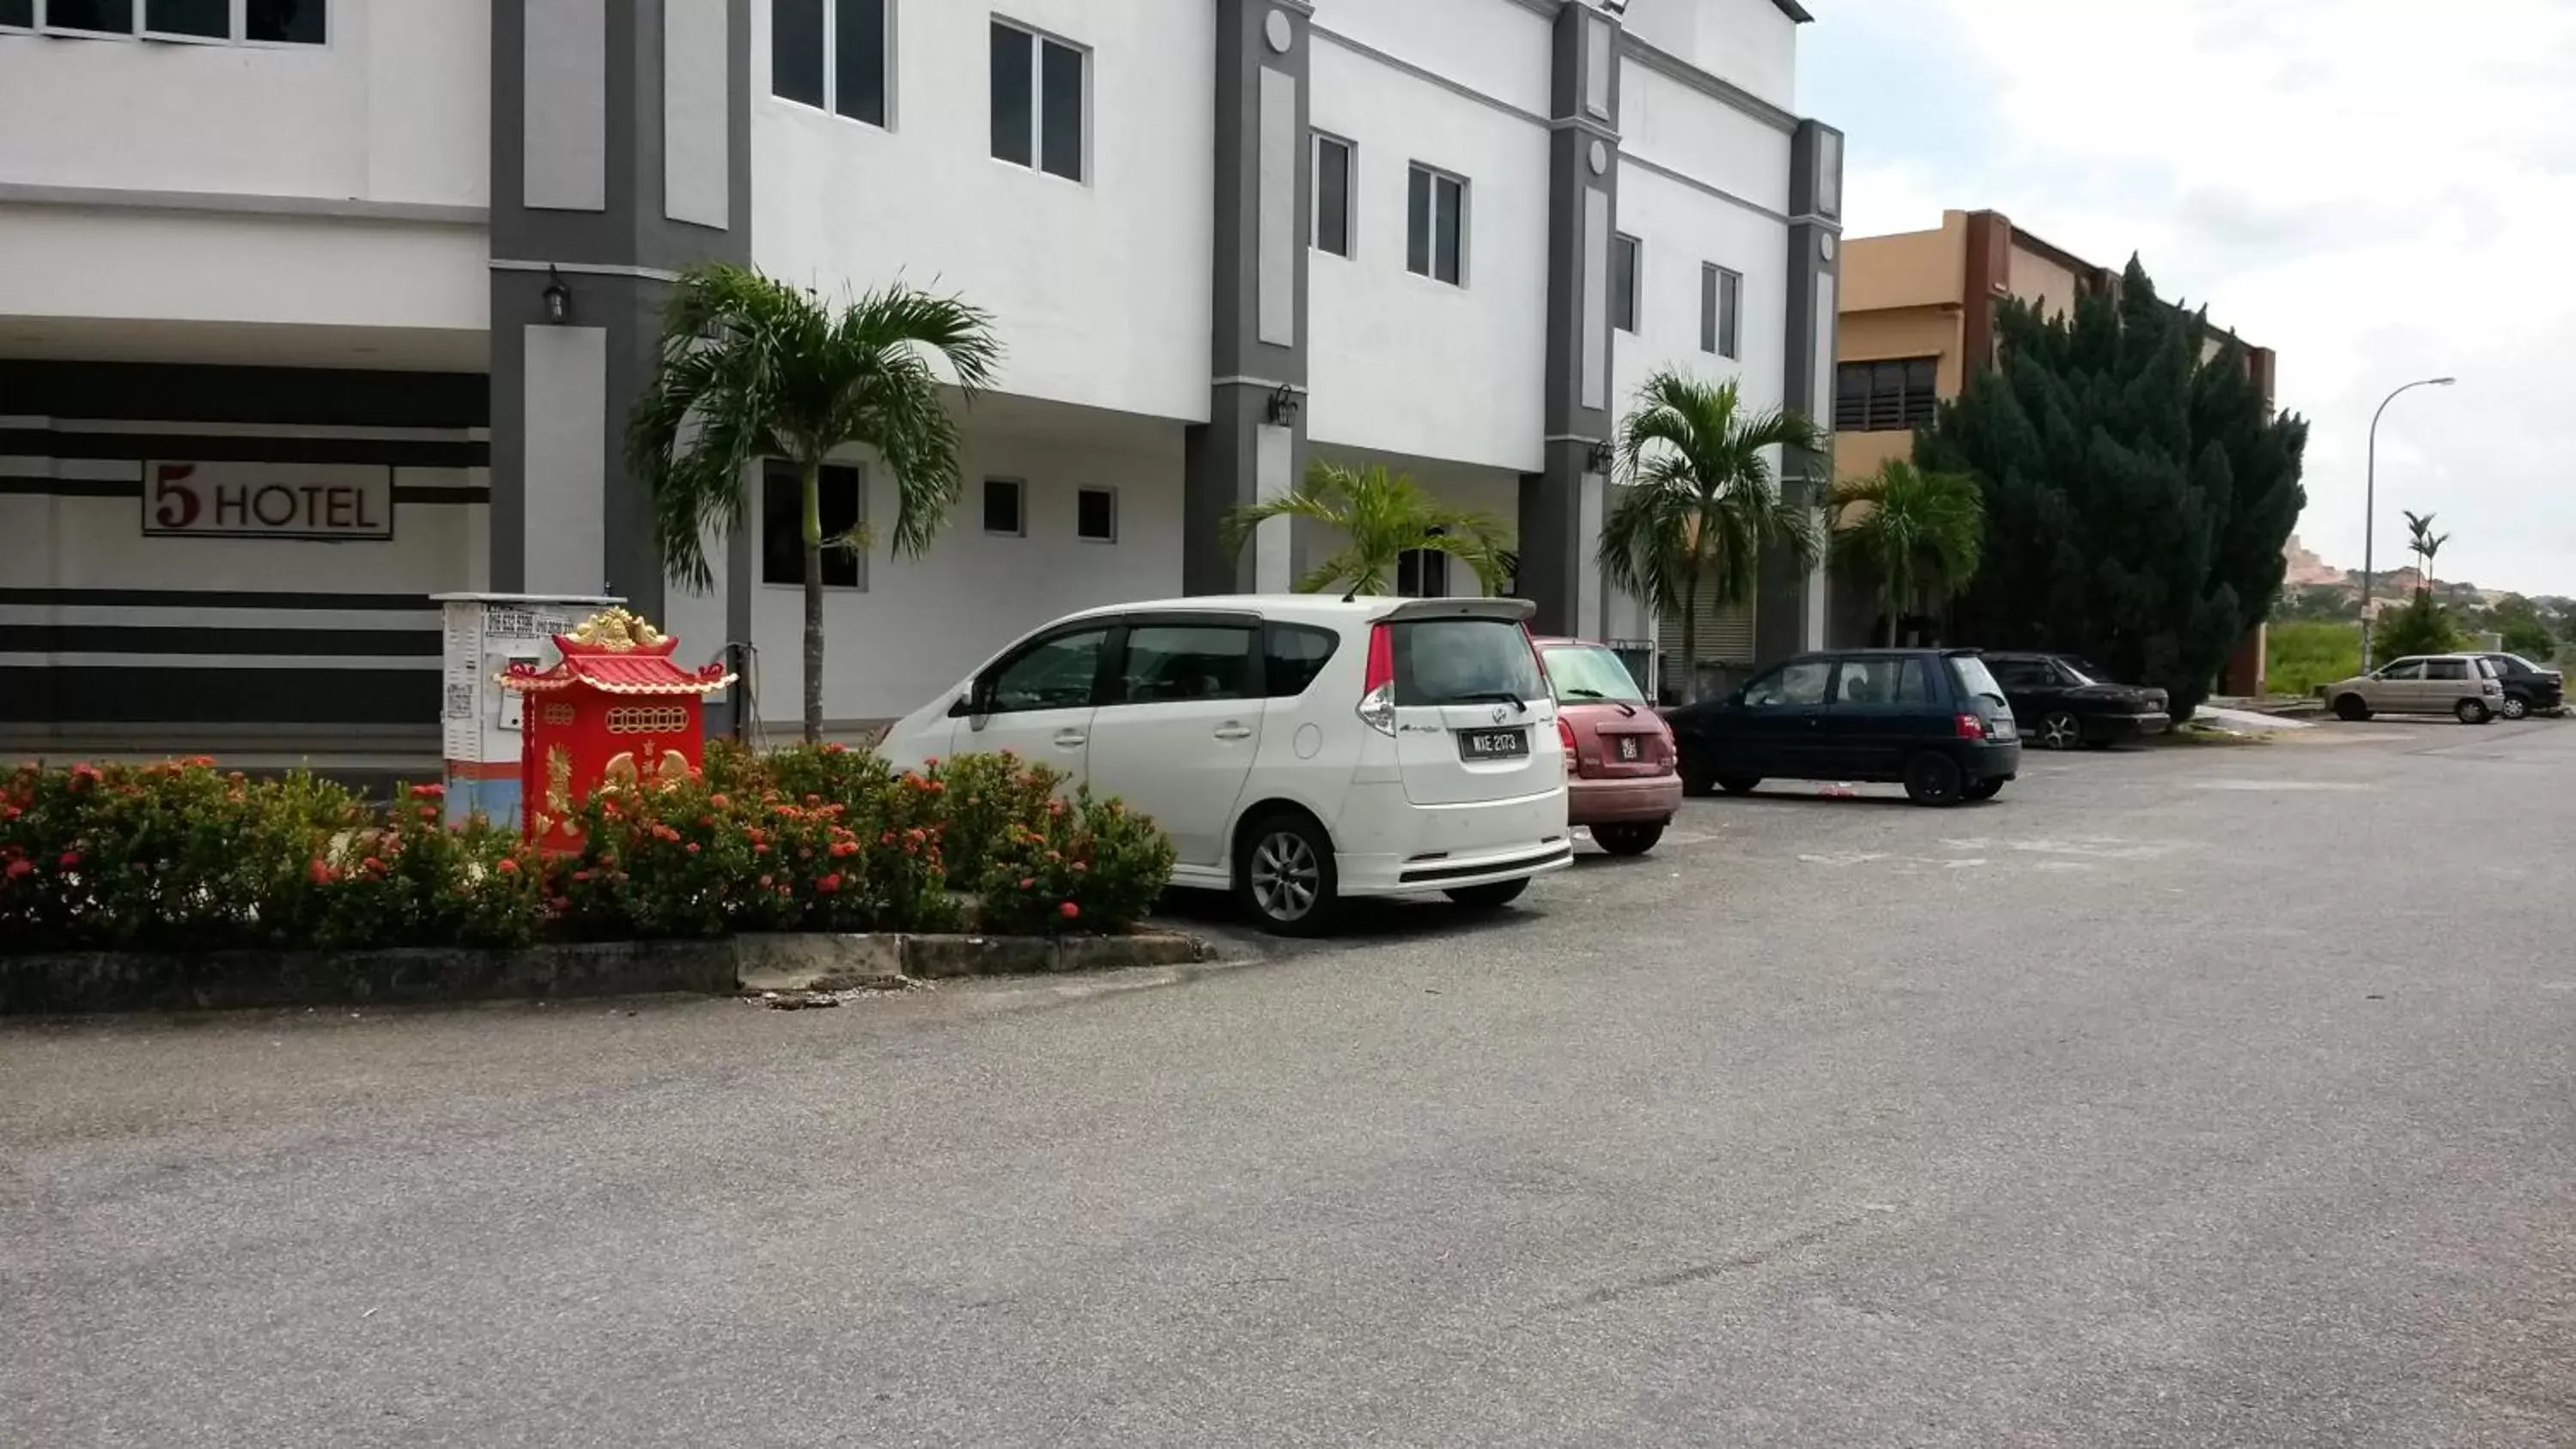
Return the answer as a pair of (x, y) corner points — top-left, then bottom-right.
(1591, 821), (1665, 857)
(1678, 750), (1718, 797)
(2333, 694), (2372, 723)
(1902, 753), (1965, 807)
(2037, 710), (2083, 750)
(1446, 878), (1530, 911)
(1236, 811), (1340, 937)
(2501, 694), (2529, 720)
(1965, 779), (2005, 802)
(2456, 698), (2492, 725)
(1716, 776), (1762, 796)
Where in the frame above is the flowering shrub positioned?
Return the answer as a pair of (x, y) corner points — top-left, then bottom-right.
(0, 744), (1173, 956)
(975, 788), (1178, 937)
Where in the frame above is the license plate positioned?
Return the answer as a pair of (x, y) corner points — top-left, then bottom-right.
(1458, 727), (1528, 761)
(1615, 736), (1642, 761)
(1990, 717), (2018, 741)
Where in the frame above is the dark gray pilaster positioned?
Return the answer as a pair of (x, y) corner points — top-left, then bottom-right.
(1756, 118), (1844, 662)
(489, 0), (753, 624)
(1519, 3), (1621, 635)
(1185, 0), (1314, 596)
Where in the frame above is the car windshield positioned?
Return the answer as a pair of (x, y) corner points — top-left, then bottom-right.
(1390, 617), (1547, 708)
(1948, 655), (2008, 706)
(2057, 658), (2104, 686)
(1540, 644), (1645, 704)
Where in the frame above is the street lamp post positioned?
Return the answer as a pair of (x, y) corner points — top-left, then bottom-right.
(2360, 375), (2456, 670)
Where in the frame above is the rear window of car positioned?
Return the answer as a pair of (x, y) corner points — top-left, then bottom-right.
(1263, 623), (1340, 699)
(1947, 655), (2006, 706)
(1392, 618), (1546, 707)
(1539, 644), (1645, 704)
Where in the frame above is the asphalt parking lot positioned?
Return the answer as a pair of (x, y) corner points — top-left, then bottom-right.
(6, 718), (2573, 1446)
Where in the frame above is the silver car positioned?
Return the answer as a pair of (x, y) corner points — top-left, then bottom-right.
(2318, 653), (2504, 724)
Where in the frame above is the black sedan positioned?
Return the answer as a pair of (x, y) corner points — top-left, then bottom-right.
(2469, 653), (2563, 719)
(1980, 652), (2172, 750)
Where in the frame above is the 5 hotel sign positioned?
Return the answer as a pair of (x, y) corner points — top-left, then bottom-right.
(143, 461), (396, 541)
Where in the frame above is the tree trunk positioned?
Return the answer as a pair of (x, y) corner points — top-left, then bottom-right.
(1680, 569), (1702, 705)
(799, 458), (825, 745)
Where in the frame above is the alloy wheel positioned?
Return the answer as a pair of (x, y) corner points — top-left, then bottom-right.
(2038, 712), (2081, 750)
(2503, 694), (2528, 719)
(1249, 830), (1321, 924)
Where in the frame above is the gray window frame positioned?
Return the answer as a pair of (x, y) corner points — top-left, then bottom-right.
(981, 477), (1027, 537)
(769, 0), (892, 129)
(1075, 486), (1117, 543)
(990, 15), (1088, 184)
(1406, 163), (1469, 288)
(27, 0), (325, 45)
(760, 459), (869, 591)
(1702, 264), (1741, 360)
(1312, 130), (1356, 259)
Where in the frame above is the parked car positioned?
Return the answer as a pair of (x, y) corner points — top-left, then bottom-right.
(2317, 653), (2504, 723)
(878, 596), (1574, 935)
(2468, 652), (2564, 719)
(1666, 648), (2022, 806)
(1980, 651), (2172, 750)
(1533, 636), (1680, 856)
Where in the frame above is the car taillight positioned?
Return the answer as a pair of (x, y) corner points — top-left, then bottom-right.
(1955, 712), (1987, 741)
(1558, 716), (1577, 769)
(1357, 621), (1397, 736)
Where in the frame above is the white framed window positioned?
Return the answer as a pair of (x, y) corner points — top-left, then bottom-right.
(1406, 164), (1468, 287)
(982, 478), (1026, 537)
(1700, 264), (1742, 360)
(760, 460), (868, 591)
(769, 0), (888, 128)
(1076, 487), (1116, 543)
(1611, 233), (1641, 334)
(1396, 547), (1451, 599)
(27, 0), (326, 44)
(990, 17), (1086, 183)
(1313, 132), (1355, 258)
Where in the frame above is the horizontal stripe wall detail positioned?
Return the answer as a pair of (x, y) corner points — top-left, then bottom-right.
(0, 430), (489, 470)
(0, 361), (489, 429)
(0, 473), (490, 505)
(0, 626), (444, 658)
(0, 668), (441, 725)
(0, 587), (438, 610)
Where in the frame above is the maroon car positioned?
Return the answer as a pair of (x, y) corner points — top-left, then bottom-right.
(1535, 637), (1682, 856)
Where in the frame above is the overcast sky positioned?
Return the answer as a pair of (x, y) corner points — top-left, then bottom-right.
(1800, 0), (2576, 597)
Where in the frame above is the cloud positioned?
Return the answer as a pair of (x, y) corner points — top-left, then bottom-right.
(1803, 0), (2576, 595)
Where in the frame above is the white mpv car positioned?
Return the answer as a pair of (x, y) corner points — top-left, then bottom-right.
(878, 596), (1575, 933)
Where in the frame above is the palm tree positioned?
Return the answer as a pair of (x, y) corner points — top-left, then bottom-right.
(1222, 460), (1513, 597)
(628, 265), (1000, 742)
(1595, 371), (1824, 701)
(2402, 509), (2448, 598)
(1826, 459), (1986, 646)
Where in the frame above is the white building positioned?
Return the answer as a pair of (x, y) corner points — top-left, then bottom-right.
(0, 0), (1842, 766)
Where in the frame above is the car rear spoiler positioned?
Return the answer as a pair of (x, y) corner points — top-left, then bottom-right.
(1376, 597), (1538, 624)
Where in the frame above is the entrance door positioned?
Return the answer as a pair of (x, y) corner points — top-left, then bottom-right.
(956, 623), (1115, 785)
(1732, 658), (1834, 775)
(1084, 617), (1266, 866)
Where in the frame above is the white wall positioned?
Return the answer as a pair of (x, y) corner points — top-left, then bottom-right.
(739, 417), (1187, 724)
(750, 0), (1214, 425)
(1617, 0), (1798, 112)
(0, 3), (489, 205)
(1306, 33), (1551, 475)
(1314, 0), (1553, 118)
(1611, 163), (1789, 415)
(0, 207), (486, 334)
(1620, 59), (1792, 218)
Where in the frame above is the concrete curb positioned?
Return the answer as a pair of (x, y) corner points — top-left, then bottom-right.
(2, 931), (1218, 1016)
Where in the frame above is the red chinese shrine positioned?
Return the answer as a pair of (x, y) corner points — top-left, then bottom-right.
(497, 608), (734, 847)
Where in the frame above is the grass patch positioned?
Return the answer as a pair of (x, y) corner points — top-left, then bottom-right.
(2267, 621), (2360, 698)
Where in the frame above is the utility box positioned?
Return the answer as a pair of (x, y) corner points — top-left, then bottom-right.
(433, 592), (618, 828)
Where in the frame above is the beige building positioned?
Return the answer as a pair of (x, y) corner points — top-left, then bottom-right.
(1832, 209), (2277, 688)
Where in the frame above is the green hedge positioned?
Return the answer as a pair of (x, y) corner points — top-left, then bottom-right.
(0, 745), (1173, 955)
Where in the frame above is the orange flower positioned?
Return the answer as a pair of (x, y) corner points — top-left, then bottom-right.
(495, 857), (520, 875)
(58, 850), (81, 869)
(1059, 901), (1080, 920)
(307, 858), (332, 886)
(7, 858), (34, 880)
(817, 873), (842, 894)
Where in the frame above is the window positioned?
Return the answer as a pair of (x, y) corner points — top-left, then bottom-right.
(1834, 658), (1932, 706)
(1743, 660), (1832, 708)
(1985, 658), (2048, 691)
(1610, 234), (1640, 334)
(1390, 618), (1546, 708)
(32, 0), (324, 42)
(2427, 658), (2470, 682)
(1314, 133), (1354, 258)
(985, 628), (1109, 714)
(1395, 547), (1450, 599)
(1114, 623), (1259, 705)
(1947, 654), (2007, 704)
(770, 0), (887, 126)
(982, 478), (1024, 537)
(760, 460), (866, 588)
(1263, 623), (1340, 699)
(1702, 265), (1741, 359)
(991, 19), (1084, 181)
(1834, 357), (1941, 431)
(1076, 487), (1116, 543)
(1540, 644), (1646, 704)
(0, 0), (30, 26)
(1406, 165), (1467, 286)
(2379, 659), (2426, 681)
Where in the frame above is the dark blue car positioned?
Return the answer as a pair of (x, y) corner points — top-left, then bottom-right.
(1666, 649), (2022, 806)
